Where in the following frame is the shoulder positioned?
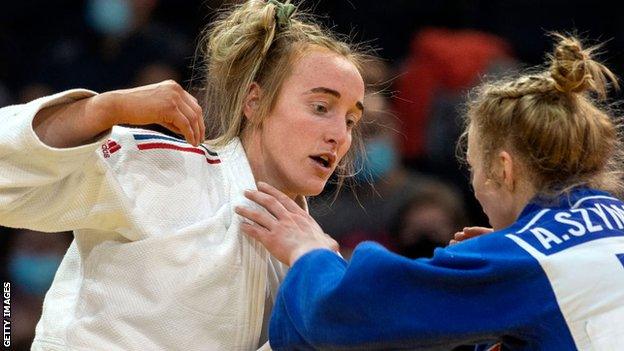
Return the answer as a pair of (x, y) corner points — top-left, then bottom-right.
(99, 128), (233, 227)
(101, 126), (222, 168)
(97, 127), (228, 203)
(502, 190), (624, 257)
(91, 130), (256, 225)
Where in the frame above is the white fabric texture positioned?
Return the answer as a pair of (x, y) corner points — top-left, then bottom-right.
(0, 90), (289, 350)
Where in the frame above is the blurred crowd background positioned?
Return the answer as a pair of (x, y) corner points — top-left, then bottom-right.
(1, 0), (623, 349)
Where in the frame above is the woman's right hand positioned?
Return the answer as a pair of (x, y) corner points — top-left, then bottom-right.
(34, 80), (204, 148)
(448, 226), (493, 245)
(235, 182), (339, 266)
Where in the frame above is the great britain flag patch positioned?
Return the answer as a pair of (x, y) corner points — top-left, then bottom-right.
(131, 131), (221, 164)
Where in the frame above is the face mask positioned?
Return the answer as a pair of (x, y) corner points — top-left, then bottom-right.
(355, 137), (398, 182)
(398, 235), (446, 259)
(9, 253), (63, 296)
(86, 0), (133, 36)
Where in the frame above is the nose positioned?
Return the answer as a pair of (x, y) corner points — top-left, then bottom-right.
(324, 114), (349, 147)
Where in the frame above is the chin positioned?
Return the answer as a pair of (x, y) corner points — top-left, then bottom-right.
(302, 185), (325, 197)
(296, 180), (327, 197)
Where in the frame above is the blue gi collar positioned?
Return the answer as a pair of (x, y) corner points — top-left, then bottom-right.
(514, 187), (616, 228)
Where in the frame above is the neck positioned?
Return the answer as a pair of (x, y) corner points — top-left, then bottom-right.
(511, 179), (537, 222)
(240, 129), (297, 200)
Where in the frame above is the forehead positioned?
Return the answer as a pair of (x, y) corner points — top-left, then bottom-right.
(284, 49), (365, 99)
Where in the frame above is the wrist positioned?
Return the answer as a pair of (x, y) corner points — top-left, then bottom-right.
(288, 247), (311, 266)
(288, 245), (332, 266)
(86, 92), (119, 131)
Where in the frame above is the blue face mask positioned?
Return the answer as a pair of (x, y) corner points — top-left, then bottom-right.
(86, 0), (133, 36)
(9, 253), (63, 296)
(355, 137), (398, 182)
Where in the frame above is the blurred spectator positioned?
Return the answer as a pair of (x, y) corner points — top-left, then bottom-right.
(389, 180), (467, 258)
(390, 28), (518, 226)
(31, 0), (191, 92)
(393, 28), (514, 168)
(133, 61), (182, 86)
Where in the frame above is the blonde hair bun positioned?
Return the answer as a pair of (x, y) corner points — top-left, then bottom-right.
(464, 33), (624, 197)
(549, 33), (618, 99)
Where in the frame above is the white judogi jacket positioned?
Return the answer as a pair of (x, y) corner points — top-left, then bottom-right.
(0, 90), (290, 350)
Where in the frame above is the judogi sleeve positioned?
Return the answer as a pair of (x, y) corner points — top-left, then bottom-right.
(0, 90), (135, 234)
(269, 238), (565, 350)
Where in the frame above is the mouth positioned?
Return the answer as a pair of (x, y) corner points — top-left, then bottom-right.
(309, 153), (336, 170)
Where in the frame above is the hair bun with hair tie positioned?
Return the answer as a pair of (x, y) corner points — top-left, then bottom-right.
(549, 37), (591, 94)
(547, 33), (619, 99)
(268, 0), (296, 29)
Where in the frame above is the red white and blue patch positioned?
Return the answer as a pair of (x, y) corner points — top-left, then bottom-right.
(132, 132), (221, 164)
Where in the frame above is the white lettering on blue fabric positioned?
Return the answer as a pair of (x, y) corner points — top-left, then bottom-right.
(530, 227), (563, 250)
(554, 212), (586, 237)
(571, 208), (603, 233)
(518, 203), (624, 251)
(601, 204), (624, 229)
(588, 206), (614, 230)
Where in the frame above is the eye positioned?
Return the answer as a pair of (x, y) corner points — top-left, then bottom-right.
(346, 117), (357, 128)
(312, 103), (328, 114)
(346, 112), (361, 128)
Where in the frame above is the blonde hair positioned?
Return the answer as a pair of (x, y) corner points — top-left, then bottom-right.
(198, 0), (369, 186)
(462, 33), (623, 197)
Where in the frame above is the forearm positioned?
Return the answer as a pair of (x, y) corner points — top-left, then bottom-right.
(270, 242), (536, 350)
(270, 249), (347, 349)
(0, 90), (122, 231)
(33, 92), (115, 148)
(32, 81), (204, 147)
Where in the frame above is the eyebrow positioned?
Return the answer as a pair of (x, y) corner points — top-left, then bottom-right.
(306, 87), (364, 112)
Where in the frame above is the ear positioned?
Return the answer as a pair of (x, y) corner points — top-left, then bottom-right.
(498, 150), (515, 191)
(243, 82), (262, 122)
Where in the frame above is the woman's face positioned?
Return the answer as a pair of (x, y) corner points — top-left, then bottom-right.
(467, 127), (517, 230)
(248, 49), (365, 198)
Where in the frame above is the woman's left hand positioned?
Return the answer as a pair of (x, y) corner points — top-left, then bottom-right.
(235, 182), (339, 266)
(448, 226), (493, 245)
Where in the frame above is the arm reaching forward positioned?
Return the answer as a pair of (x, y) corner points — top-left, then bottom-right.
(33, 80), (204, 148)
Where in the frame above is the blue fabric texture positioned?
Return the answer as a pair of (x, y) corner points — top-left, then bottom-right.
(269, 188), (624, 350)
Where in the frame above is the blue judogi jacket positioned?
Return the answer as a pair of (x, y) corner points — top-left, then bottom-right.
(269, 188), (624, 350)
